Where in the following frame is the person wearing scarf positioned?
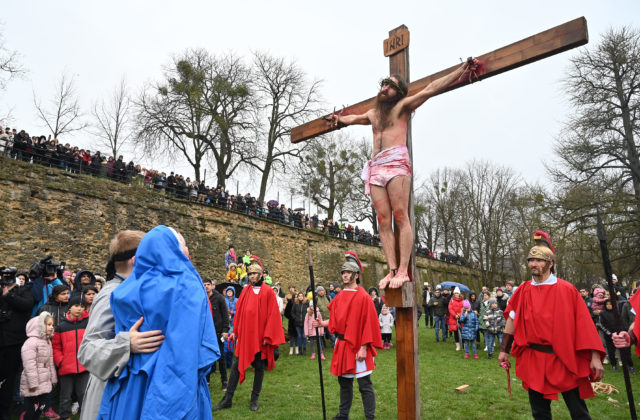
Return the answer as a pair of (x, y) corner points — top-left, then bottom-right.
(97, 226), (220, 420)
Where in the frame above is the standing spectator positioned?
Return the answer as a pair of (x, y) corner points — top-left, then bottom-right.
(226, 263), (239, 283)
(304, 304), (325, 360)
(37, 284), (70, 327)
(213, 261), (285, 413)
(460, 300), (479, 359)
(71, 270), (96, 298)
(203, 279), (230, 391)
(448, 287), (464, 351)
(292, 292), (308, 355)
(0, 272), (34, 420)
(52, 295), (89, 420)
(599, 299), (634, 373)
(284, 286), (298, 355)
(495, 288), (508, 312)
(483, 297), (504, 359)
(224, 287), (238, 322)
(314, 285), (333, 348)
(611, 274), (628, 301)
(369, 287), (383, 316)
(478, 291), (491, 351)
(429, 287), (448, 342)
(225, 245), (237, 270)
(422, 283), (433, 328)
(379, 304), (394, 349)
(113, 156), (126, 182)
(165, 172), (176, 196)
(81, 285), (98, 313)
(20, 312), (57, 420)
(26, 256), (63, 317)
(504, 281), (516, 299)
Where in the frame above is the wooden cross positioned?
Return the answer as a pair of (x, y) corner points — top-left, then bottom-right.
(291, 17), (588, 420)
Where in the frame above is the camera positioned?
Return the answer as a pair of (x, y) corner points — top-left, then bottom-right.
(28, 255), (61, 279)
(0, 266), (17, 286)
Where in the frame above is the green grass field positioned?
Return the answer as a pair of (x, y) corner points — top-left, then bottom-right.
(12, 323), (638, 419)
(209, 323), (640, 420)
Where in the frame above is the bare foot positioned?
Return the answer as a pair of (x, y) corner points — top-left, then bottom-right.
(389, 272), (410, 288)
(378, 272), (394, 289)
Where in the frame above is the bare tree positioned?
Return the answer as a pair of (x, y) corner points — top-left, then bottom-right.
(92, 77), (133, 158)
(136, 49), (252, 183)
(34, 73), (87, 139)
(0, 25), (25, 91)
(246, 51), (322, 203)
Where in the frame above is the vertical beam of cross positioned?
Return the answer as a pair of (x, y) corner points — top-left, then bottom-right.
(384, 24), (420, 420)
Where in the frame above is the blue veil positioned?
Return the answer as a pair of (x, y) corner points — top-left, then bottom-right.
(98, 225), (220, 420)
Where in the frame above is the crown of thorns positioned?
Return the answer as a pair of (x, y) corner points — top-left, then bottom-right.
(380, 78), (407, 96)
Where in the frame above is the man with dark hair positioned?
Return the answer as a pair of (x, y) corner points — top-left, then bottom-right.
(327, 60), (478, 289)
(499, 230), (604, 419)
(203, 278), (229, 391)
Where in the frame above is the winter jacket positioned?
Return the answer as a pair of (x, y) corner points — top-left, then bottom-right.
(292, 302), (307, 327)
(469, 293), (481, 313)
(478, 300), (490, 331)
(496, 293), (509, 312)
(71, 269), (96, 298)
(428, 294), (448, 317)
(304, 311), (324, 337)
(483, 307), (505, 335)
(224, 287), (238, 319)
(37, 300), (68, 328)
(459, 310), (479, 340)
(315, 293), (331, 320)
(379, 312), (394, 334)
(27, 277), (62, 316)
(447, 296), (464, 331)
(208, 290), (229, 336)
(0, 285), (34, 347)
(52, 311), (89, 375)
(20, 312), (57, 397)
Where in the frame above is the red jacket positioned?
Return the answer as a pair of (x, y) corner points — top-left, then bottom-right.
(52, 311), (89, 375)
(448, 296), (464, 331)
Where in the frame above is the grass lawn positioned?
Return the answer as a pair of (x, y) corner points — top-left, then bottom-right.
(209, 322), (640, 420)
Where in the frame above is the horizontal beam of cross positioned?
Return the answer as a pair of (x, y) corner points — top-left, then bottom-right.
(290, 17), (587, 143)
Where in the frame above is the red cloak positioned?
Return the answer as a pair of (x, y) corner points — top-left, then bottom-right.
(233, 283), (285, 384)
(505, 279), (605, 400)
(328, 286), (383, 377)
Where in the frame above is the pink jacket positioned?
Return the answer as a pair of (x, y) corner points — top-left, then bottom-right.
(20, 312), (57, 397)
(304, 311), (324, 337)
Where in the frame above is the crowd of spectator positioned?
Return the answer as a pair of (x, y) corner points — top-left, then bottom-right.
(0, 126), (381, 246)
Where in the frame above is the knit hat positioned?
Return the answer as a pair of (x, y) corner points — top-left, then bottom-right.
(68, 295), (84, 307)
(315, 285), (325, 293)
(462, 299), (471, 309)
(594, 287), (605, 297)
(487, 297), (497, 306)
(453, 286), (461, 295)
(436, 285), (442, 290)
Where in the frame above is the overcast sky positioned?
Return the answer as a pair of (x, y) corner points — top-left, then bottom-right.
(2, 1), (639, 215)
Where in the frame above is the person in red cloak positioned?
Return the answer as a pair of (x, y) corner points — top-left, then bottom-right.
(498, 230), (605, 419)
(213, 259), (285, 412)
(313, 251), (383, 420)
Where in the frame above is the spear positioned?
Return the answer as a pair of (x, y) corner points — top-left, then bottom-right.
(307, 246), (327, 420)
(596, 210), (637, 420)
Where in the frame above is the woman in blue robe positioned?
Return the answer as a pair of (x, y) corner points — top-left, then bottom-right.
(98, 225), (220, 420)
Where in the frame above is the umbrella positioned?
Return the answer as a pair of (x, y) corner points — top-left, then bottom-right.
(267, 200), (279, 206)
(294, 207), (305, 212)
(437, 281), (470, 293)
(215, 281), (243, 296)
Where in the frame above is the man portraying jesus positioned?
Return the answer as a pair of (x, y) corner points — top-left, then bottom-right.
(327, 59), (478, 289)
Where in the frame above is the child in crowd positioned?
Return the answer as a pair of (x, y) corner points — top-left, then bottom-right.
(52, 295), (89, 419)
(37, 284), (70, 327)
(20, 312), (57, 420)
(225, 286), (237, 321)
(304, 304), (325, 360)
(81, 285), (98, 313)
(483, 297), (505, 359)
(226, 263), (238, 282)
(459, 299), (479, 359)
(379, 304), (394, 349)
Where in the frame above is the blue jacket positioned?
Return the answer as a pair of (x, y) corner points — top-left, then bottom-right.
(459, 310), (479, 340)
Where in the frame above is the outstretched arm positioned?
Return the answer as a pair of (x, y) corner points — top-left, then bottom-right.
(325, 109), (372, 128)
(401, 58), (478, 112)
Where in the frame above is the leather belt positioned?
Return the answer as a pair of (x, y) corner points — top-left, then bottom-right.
(529, 343), (553, 354)
(335, 333), (345, 340)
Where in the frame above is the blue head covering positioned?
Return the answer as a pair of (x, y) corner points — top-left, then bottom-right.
(99, 225), (220, 420)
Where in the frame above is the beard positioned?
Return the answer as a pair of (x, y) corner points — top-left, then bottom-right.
(375, 91), (402, 129)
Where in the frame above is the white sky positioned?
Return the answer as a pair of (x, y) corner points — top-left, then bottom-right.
(2, 0), (639, 215)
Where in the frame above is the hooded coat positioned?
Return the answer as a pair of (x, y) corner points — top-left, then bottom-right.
(224, 286), (238, 319)
(98, 226), (220, 420)
(447, 295), (464, 331)
(72, 269), (97, 298)
(20, 312), (57, 397)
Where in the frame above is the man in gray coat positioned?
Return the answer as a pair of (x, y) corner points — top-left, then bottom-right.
(77, 230), (165, 420)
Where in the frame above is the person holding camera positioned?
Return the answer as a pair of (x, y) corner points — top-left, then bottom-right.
(26, 256), (63, 317)
(0, 267), (35, 420)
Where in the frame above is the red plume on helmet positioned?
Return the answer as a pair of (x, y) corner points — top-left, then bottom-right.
(250, 255), (263, 269)
(345, 251), (363, 273)
(533, 230), (555, 255)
